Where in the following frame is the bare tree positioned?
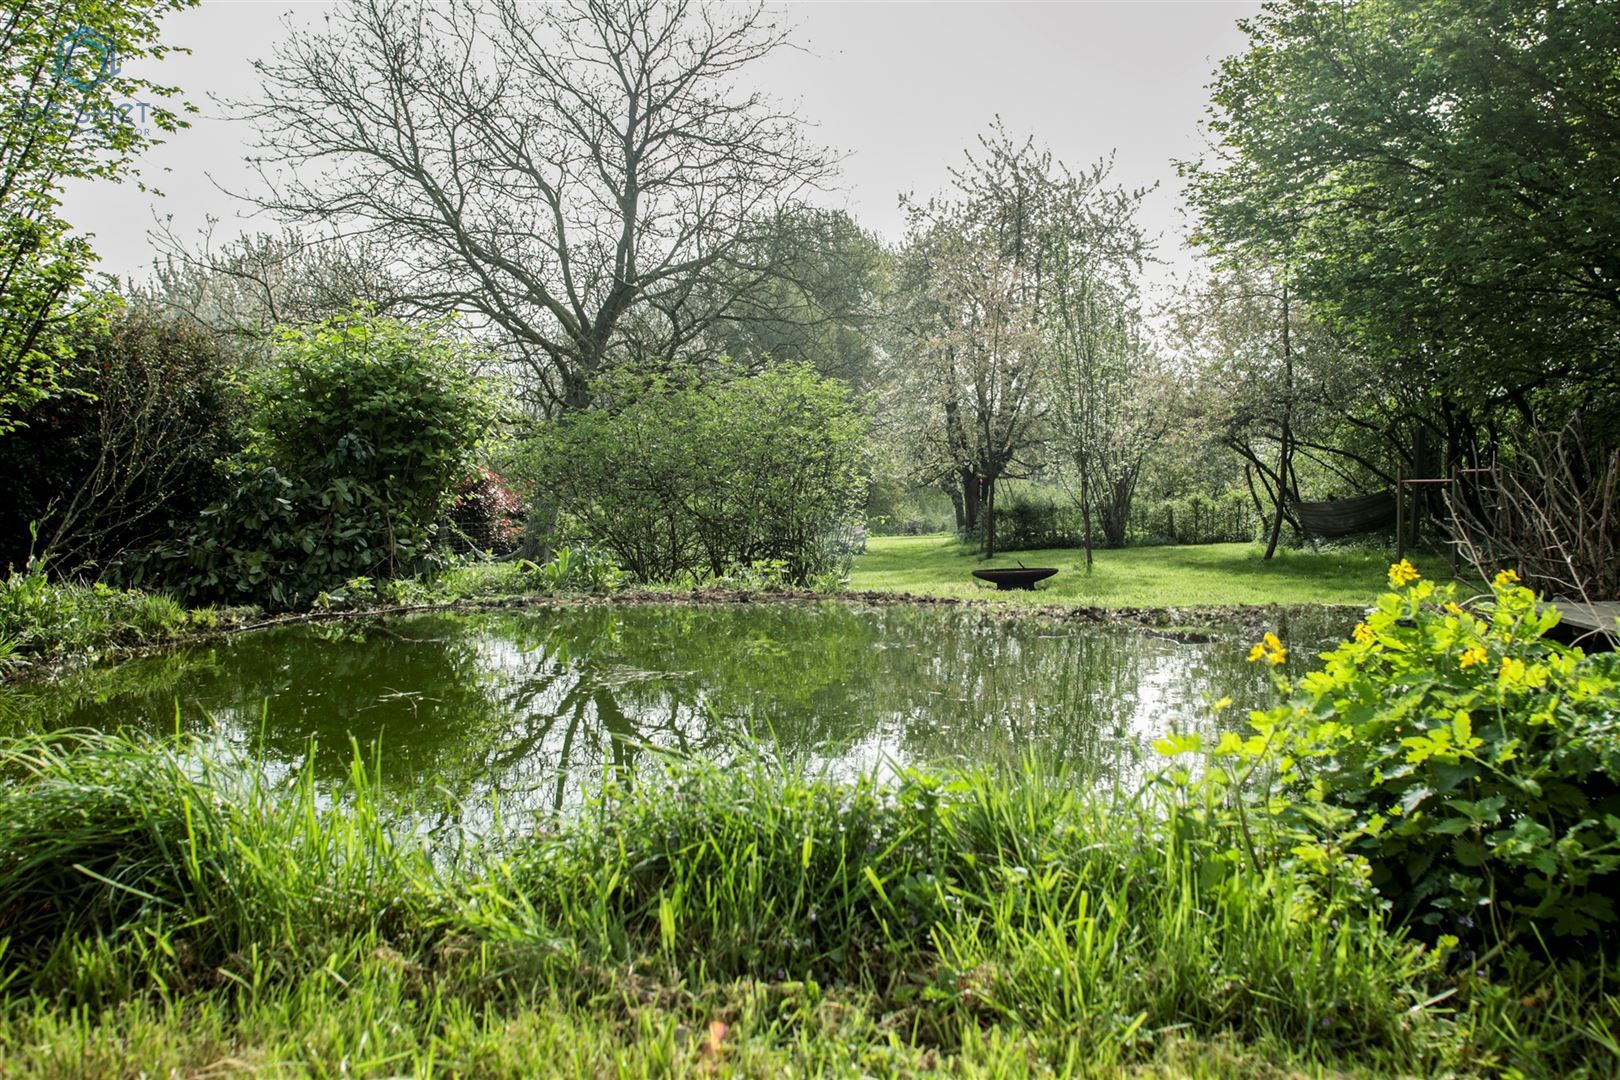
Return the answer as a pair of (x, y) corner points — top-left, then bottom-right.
(134, 224), (402, 362)
(1448, 417), (1620, 609)
(247, 0), (834, 413)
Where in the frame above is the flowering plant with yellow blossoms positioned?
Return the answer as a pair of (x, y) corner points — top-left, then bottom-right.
(1159, 561), (1620, 950)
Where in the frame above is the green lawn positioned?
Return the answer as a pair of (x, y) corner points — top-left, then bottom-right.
(851, 534), (1399, 608)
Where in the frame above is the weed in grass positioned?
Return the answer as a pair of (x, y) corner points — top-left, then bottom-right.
(0, 559), (192, 667)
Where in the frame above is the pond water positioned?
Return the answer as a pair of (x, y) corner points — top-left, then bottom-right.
(5, 601), (1355, 836)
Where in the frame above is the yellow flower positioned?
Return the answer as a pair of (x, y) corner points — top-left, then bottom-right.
(1499, 656), (1527, 687)
(1443, 602), (1466, 617)
(1353, 622), (1375, 644)
(1248, 632), (1289, 665)
(1493, 568), (1520, 588)
(1388, 559), (1421, 587)
(1459, 646), (1487, 669)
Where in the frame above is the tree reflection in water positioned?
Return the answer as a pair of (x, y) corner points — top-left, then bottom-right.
(9, 603), (1354, 838)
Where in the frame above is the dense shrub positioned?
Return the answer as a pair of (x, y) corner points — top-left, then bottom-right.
(0, 307), (242, 572)
(1169, 562), (1620, 949)
(961, 490), (1082, 551)
(121, 312), (498, 610)
(535, 362), (867, 585)
(246, 313), (493, 507)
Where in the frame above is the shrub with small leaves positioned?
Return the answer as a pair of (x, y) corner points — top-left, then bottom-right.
(531, 362), (867, 585)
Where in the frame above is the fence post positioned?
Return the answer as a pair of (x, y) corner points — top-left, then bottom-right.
(1396, 470), (1406, 561)
(1449, 467), (1461, 578)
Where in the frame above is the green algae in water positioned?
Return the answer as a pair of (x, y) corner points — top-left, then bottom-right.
(5, 602), (1353, 833)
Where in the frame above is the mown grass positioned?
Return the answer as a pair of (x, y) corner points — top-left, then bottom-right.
(851, 535), (1403, 609)
(1, 730), (1615, 1076)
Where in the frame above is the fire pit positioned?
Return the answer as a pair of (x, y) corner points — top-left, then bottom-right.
(972, 567), (1059, 591)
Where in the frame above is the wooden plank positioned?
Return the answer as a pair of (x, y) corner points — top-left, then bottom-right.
(1548, 600), (1620, 652)
(1554, 600), (1620, 634)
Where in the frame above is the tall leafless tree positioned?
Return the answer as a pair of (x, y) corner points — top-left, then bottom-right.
(136, 225), (402, 362)
(246, 0), (834, 413)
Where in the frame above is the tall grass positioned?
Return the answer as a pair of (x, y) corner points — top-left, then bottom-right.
(0, 730), (1616, 1076)
(0, 559), (191, 670)
(0, 731), (424, 1005)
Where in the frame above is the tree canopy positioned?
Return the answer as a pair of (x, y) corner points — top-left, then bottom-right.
(1183, 0), (1620, 431)
(1, 0), (195, 433)
(251, 0), (834, 414)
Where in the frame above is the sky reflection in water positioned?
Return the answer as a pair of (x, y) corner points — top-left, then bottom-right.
(10, 602), (1355, 838)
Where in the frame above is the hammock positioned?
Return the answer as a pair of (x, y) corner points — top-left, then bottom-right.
(1291, 491), (1397, 538)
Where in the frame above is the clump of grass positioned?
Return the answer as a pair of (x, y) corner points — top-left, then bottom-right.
(0, 731), (427, 1002)
(0, 731), (1616, 1076)
(470, 763), (1438, 1062)
(0, 559), (193, 670)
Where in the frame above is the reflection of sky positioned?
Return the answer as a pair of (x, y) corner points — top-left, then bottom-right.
(441, 611), (1290, 834)
(811, 636), (1261, 794)
(16, 604), (1354, 846)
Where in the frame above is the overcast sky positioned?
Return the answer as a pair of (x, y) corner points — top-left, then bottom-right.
(62, 0), (1261, 290)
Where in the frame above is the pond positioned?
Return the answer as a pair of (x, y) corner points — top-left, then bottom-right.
(4, 601), (1355, 837)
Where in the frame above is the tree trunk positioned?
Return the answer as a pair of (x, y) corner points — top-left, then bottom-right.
(983, 477), (998, 558)
(1080, 465), (1094, 572)
(1100, 477), (1132, 548)
(1263, 282), (1296, 561)
(961, 468), (981, 532)
(1263, 425), (1292, 559)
